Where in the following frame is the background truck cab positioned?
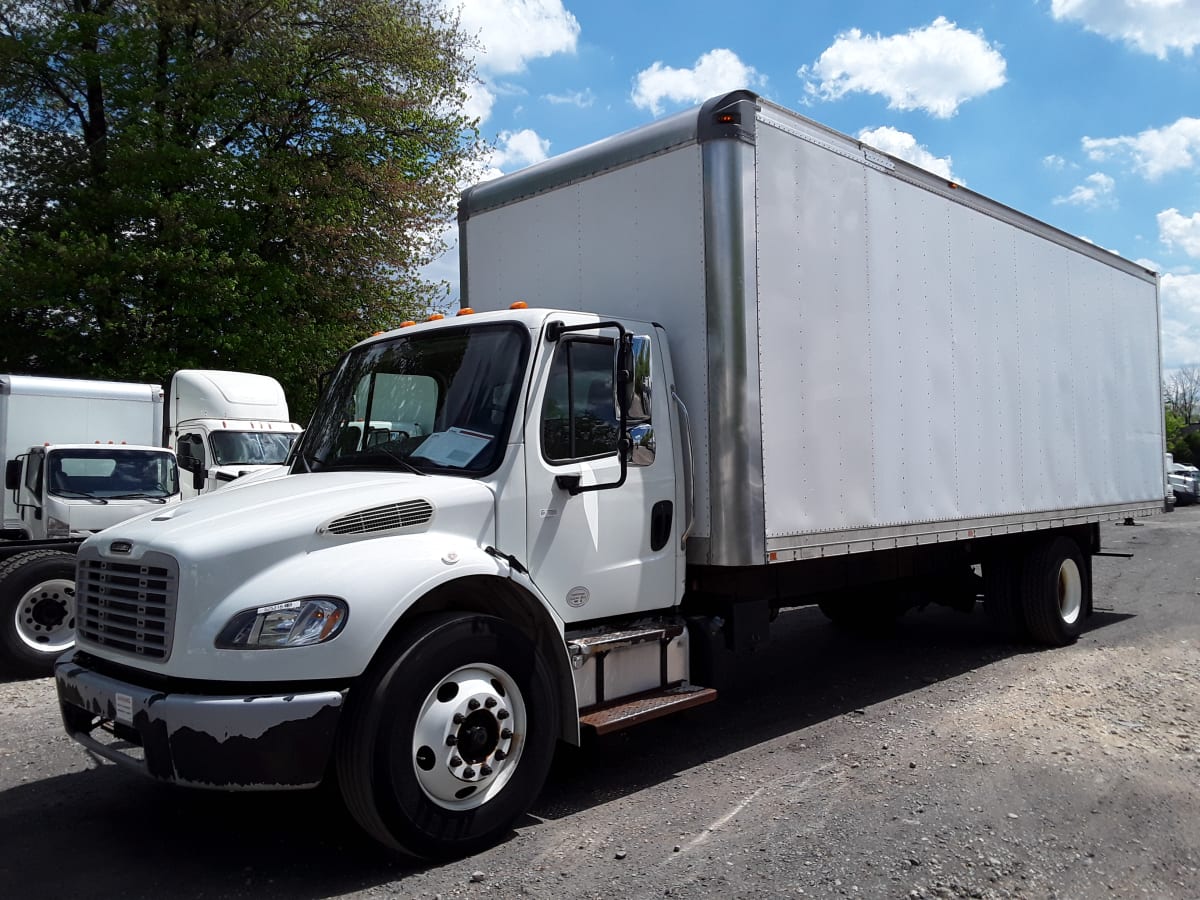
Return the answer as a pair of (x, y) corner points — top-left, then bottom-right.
(167, 370), (302, 499)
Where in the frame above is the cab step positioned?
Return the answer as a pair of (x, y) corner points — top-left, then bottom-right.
(579, 684), (717, 735)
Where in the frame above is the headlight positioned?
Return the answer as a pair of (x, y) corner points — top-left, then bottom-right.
(46, 516), (70, 538)
(216, 597), (348, 649)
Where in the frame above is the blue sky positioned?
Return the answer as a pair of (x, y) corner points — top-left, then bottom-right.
(431, 0), (1200, 368)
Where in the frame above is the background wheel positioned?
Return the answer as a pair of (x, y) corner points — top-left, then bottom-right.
(0, 550), (77, 677)
(983, 554), (1029, 640)
(336, 612), (558, 859)
(1021, 536), (1088, 646)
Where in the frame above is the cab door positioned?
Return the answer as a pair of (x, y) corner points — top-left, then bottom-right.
(524, 323), (681, 623)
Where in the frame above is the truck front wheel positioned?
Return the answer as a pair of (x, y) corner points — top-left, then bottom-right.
(1020, 536), (1088, 646)
(335, 612), (559, 859)
(0, 550), (77, 677)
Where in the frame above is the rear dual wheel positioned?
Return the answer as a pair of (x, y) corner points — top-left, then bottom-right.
(336, 612), (558, 859)
(985, 535), (1087, 647)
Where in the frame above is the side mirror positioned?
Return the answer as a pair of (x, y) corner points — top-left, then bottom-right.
(5, 459), (20, 492)
(617, 334), (634, 416)
(192, 470), (207, 492)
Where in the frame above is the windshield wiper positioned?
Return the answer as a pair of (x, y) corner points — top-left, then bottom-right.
(52, 490), (108, 504)
(361, 445), (428, 477)
(107, 493), (169, 503)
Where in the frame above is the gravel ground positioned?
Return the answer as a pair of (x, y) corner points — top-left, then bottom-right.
(1, 513), (1197, 899)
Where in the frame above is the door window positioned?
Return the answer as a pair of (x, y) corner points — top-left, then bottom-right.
(542, 339), (620, 462)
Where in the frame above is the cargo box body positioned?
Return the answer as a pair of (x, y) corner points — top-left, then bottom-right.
(462, 91), (1164, 568)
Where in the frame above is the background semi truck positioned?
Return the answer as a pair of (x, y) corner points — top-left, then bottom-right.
(56, 92), (1165, 859)
(1, 370), (299, 675)
(166, 369), (302, 499)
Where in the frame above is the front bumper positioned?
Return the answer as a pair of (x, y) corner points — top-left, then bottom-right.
(55, 652), (346, 790)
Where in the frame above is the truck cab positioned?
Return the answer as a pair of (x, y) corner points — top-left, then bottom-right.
(5, 443), (181, 540)
(167, 370), (302, 499)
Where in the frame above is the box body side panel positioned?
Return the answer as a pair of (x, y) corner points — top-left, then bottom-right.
(754, 115), (1163, 546)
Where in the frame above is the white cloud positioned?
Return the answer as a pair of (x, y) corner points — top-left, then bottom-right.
(1052, 172), (1117, 208)
(1160, 273), (1200, 367)
(491, 128), (550, 170)
(857, 126), (961, 182)
(798, 16), (1006, 118)
(453, 0), (580, 75)
(544, 88), (595, 108)
(1159, 208), (1200, 257)
(448, 0), (580, 123)
(1043, 154), (1068, 170)
(1050, 0), (1200, 58)
(631, 49), (763, 116)
(1083, 117), (1200, 180)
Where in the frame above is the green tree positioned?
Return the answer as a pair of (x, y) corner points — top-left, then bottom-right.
(0, 0), (483, 420)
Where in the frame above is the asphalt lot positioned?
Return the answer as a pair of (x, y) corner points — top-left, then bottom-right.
(1, 511), (1197, 899)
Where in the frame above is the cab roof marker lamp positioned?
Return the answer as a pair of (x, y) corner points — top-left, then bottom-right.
(510, 301), (528, 310)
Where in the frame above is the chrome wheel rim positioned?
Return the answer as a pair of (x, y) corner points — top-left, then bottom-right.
(411, 663), (526, 810)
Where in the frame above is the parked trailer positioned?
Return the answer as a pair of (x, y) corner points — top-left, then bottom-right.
(56, 92), (1165, 858)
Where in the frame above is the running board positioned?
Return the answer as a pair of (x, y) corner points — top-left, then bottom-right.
(580, 684), (717, 735)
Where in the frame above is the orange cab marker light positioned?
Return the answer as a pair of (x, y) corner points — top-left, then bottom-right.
(510, 300), (528, 310)
(427, 313), (445, 321)
(456, 307), (475, 316)
(372, 331), (385, 336)
(400, 320), (416, 328)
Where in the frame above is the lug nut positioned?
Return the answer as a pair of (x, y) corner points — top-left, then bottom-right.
(463, 767), (476, 778)
(501, 728), (512, 739)
(480, 764), (493, 776)
(494, 750), (507, 761)
(445, 734), (457, 746)
(468, 698), (480, 710)
(450, 755), (462, 767)
(452, 712), (465, 724)
(485, 697), (497, 708)
(497, 709), (510, 720)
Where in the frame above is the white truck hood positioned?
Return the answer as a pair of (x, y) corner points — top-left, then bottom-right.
(85, 470), (496, 563)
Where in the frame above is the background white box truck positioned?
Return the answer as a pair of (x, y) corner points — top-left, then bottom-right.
(0, 375), (181, 675)
(55, 92), (1166, 859)
(1, 370), (300, 675)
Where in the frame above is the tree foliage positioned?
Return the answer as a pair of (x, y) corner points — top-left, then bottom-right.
(0, 0), (483, 419)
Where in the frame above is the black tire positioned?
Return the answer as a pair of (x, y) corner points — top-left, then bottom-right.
(0, 550), (77, 677)
(335, 612), (559, 859)
(1020, 536), (1088, 647)
(983, 554), (1028, 640)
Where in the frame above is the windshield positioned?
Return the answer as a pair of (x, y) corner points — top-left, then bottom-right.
(210, 431), (297, 466)
(299, 323), (529, 476)
(48, 449), (179, 499)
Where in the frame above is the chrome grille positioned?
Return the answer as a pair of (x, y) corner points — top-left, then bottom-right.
(323, 499), (434, 535)
(76, 554), (178, 661)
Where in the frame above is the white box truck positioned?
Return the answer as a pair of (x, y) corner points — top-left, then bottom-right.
(55, 92), (1166, 859)
(1, 370), (299, 675)
(0, 375), (181, 674)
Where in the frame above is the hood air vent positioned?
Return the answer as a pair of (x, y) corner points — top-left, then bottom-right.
(320, 499), (434, 536)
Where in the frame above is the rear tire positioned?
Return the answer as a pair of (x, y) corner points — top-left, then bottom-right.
(335, 612), (558, 859)
(983, 554), (1028, 640)
(1020, 536), (1088, 646)
(0, 550), (77, 677)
